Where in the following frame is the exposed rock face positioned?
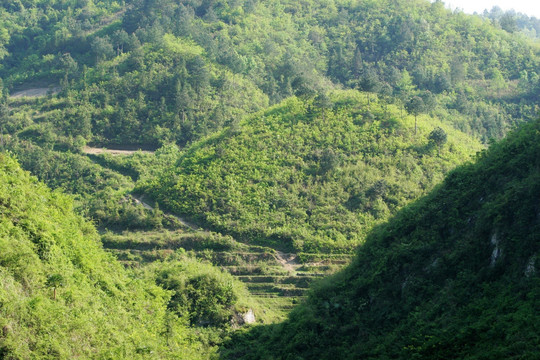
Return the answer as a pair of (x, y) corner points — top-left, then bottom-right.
(242, 309), (256, 324)
(490, 232), (501, 267)
(231, 309), (256, 328)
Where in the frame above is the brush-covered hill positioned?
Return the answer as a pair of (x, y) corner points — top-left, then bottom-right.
(140, 90), (482, 253)
(0, 153), (256, 359)
(220, 119), (540, 359)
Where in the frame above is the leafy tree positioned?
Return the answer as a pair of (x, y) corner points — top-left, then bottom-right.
(0, 79), (7, 128)
(91, 36), (114, 63)
(125, 44), (145, 70)
(59, 53), (78, 84)
(405, 96), (425, 134)
(320, 147), (340, 174)
(419, 90), (437, 113)
(46, 274), (64, 300)
(428, 126), (447, 154)
(396, 70), (416, 99)
(434, 71), (452, 93)
(112, 29), (130, 55)
(314, 92), (333, 121)
(187, 56), (210, 95)
(358, 66), (380, 95)
(499, 13), (518, 33)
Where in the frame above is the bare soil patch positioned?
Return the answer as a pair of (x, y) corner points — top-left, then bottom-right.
(275, 251), (300, 273)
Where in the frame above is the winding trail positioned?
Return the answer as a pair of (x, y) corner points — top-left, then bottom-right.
(10, 87), (61, 98)
(131, 195), (199, 230)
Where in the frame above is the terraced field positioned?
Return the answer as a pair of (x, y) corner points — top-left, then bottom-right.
(101, 226), (352, 318)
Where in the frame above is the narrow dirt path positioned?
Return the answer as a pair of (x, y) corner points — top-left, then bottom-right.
(83, 147), (154, 155)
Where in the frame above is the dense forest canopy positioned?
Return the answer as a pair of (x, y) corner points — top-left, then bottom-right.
(0, 0), (539, 148)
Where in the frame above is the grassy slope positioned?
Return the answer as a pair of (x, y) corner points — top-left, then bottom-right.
(220, 119), (540, 359)
(141, 90), (482, 253)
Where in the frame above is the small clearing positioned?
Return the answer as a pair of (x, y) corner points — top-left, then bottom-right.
(275, 251), (300, 273)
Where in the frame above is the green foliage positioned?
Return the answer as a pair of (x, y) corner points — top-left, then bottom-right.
(406, 96), (425, 117)
(2, 0), (539, 150)
(0, 2), (539, 356)
(428, 126), (448, 152)
(0, 153), (213, 359)
(141, 91), (482, 253)
(152, 257), (243, 327)
(220, 119), (540, 359)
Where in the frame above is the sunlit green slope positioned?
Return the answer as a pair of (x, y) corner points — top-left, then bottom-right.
(0, 153), (220, 359)
(141, 90), (482, 253)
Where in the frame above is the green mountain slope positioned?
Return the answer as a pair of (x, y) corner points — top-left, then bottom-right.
(220, 119), (540, 359)
(0, 154), (255, 359)
(141, 90), (482, 253)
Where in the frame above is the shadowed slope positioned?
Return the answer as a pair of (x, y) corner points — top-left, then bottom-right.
(220, 119), (540, 359)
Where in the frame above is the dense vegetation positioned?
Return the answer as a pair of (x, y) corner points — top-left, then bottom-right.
(141, 90), (482, 252)
(1, 1), (539, 358)
(0, 154), (259, 359)
(1, 0), (539, 150)
(221, 119), (540, 359)
(1, 0), (538, 245)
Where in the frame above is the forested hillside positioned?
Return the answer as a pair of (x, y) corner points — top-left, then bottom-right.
(1, 0), (539, 149)
(221, 118), (540, 360)
(0, 155), (260, 359)
(1, 0), (538, 238)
